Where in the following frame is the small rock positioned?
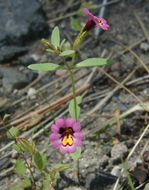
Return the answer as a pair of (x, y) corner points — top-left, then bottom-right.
(140, 42), (149, 52)
(89, 171), (117, 190)
(0, 0), (48, 63)
(0, 97), (8, 108)
(63, 186), (82, 190)
(99, 155), (109, 168)
(56, 70), (67, 77)
(20, 55), (36, 66)
(111, 166), (121, 177)
(27, 88), (37, 99)
(144, 183), (149, 190)
(111, 143), (128, 164)
(1, 66), (37, 92)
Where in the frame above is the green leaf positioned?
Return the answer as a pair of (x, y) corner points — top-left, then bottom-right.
(22, 177), (31, 188)
(68, 96), (82, 120)
(14, 160), (26, 176)
(70, 17), (82, 32)
(60, 50), (75, 57)
(28, 63), (62, 72)
(71, 147), (81, 160)
(3, 114), (11, 124)
(43, 174), (54, 190)
(34, 152), (47, 171)
(51, 26), (60, 48)
(9, 185), (23, 190)
(7, 127), (19, 139)
(16, 138), (35, 154)
(46, 48), (54, 53)
(53, 163), (70, 172)
(12, 144), (21, 153)
(60, 39), (66, 49)
(75, 96), (82, 104)
(50, 164), (70, 187)
(76, 58), (113, 68)
(69, 104), (80, 120)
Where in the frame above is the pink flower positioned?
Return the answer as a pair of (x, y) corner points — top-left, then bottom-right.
(83, 7), (109, 31)
(50, 118), (84, 154)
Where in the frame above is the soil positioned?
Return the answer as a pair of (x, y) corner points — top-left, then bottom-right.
(0, 0), (149, 190)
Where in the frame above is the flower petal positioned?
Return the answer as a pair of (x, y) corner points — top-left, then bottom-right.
(83, 7), (90, 15)
(55, 118), (65, 128)
(59, 144), (77, 154)
(50, 133), (60, 141)
(67, 145), (76, 153)
(51, 124), (60, 133)
(101, 23), (109, 30)
(59, 145), (69, 154)
(74, 132), (84, 141)
(72, 122), (81, 132)
(51, 139), (61, 149)
(83, 8), (109, 31)
(83, 7), (94, 20)
(73, 138), (83, 147)
(94, 17), (109, 30)
(65, 118), (75, 128)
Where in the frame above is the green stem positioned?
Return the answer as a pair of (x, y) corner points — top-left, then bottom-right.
(69, 68), (78, 120)
(65, 63), (78, 120)
(77, 159), (81, 184)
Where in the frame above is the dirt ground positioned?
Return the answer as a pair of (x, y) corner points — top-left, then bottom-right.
(0, 0), (149, 189)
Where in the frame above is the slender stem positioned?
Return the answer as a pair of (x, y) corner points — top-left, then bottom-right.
(23, 156), (36, 190)
(68, 68), (78, 120)
(77, 159), (81, 184)
(16, 139), (36, 189)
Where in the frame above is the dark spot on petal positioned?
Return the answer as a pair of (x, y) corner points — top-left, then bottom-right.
(59, 127), (65, 134)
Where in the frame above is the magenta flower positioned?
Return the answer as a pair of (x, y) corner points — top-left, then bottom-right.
(83, 7), (109, 31)
(50, 118), (84, 154)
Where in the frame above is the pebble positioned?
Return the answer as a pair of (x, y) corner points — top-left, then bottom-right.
(140, 42), (149, 52)
(0, 97), (8, 108)
(144, 183), (149, 190)
(0, 0), (48, 63)
(111, 143), (128, 164)
(63, 187), (82, 190)
(27, 87), (37, 99)
(111, 166), (121, 177)
(0, 66), (37, 92)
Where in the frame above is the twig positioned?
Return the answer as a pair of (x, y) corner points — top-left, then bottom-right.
(134, 11), (149, 43)
(112, 39), (149, 74)
(81, 67), (136, 123)
(99, 67), (144, 106)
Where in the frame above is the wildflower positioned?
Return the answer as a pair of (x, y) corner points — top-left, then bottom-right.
(83, 7), (109, 31)
(50, 118), (84, 154)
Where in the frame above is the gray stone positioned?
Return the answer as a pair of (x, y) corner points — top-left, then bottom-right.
(144, 183), (149, 190)
(63, 187), (82, 190)
(0, 66), (37, 92)
(111, 166), (121, 177)
(88, 171), (117, 190)
(27, 88), (37, 99)
(0, 97), (8, 108)
(111, 143), (128, 164)
(99, 155), (109, 168)
(140, 42), (149, 52)
(0, 0), (48, 63)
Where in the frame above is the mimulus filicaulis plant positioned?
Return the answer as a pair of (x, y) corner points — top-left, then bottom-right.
(7, 7), (111, 190)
